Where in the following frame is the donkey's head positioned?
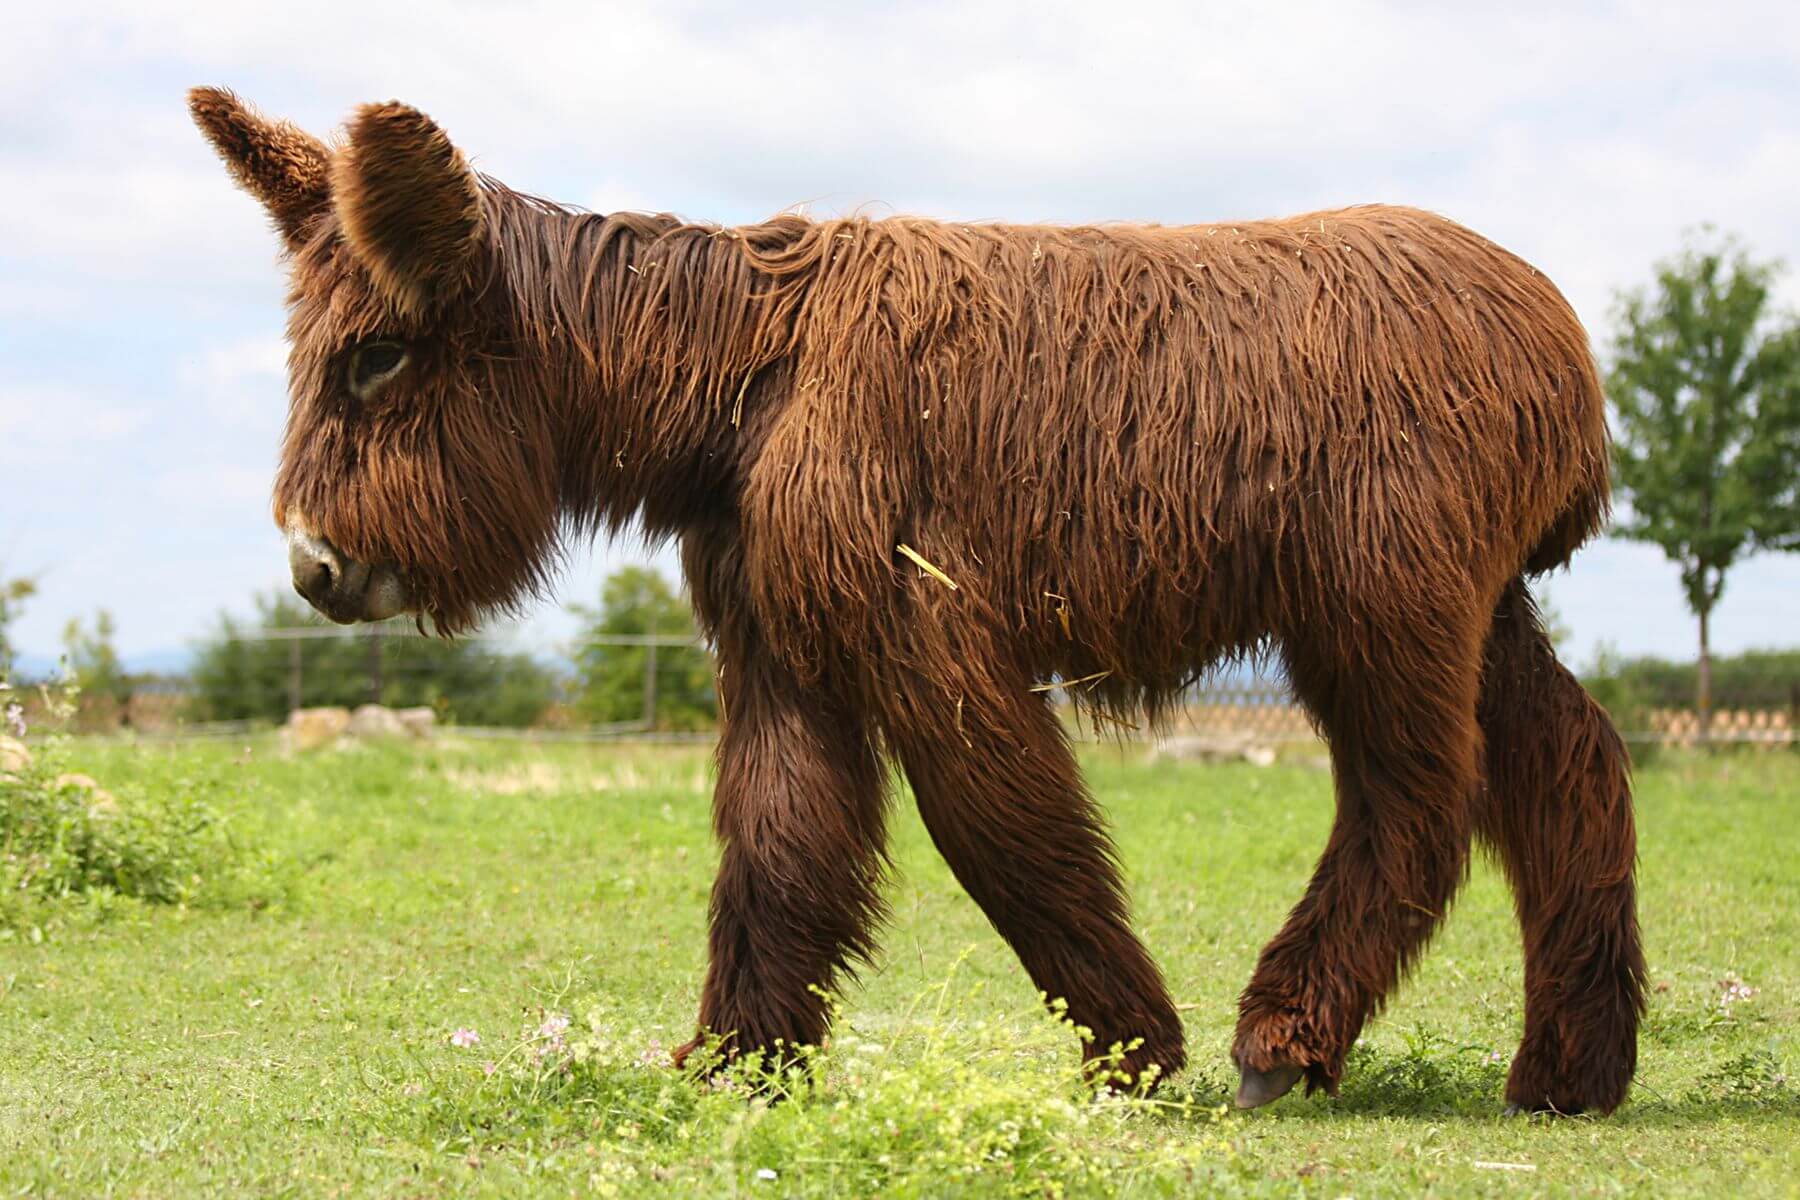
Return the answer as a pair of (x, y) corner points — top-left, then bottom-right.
(190, 89), (560, 632)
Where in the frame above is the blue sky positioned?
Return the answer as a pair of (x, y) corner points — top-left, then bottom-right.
(3, 1), (1798, 670)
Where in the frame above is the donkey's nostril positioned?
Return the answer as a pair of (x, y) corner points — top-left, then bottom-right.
(298, 557), (335, 599)
(288, 531), (346, 610)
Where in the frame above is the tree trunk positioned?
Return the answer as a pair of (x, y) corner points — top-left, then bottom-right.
(1696, 601), (1713, 745)
(642, 641), (658, 731)
(367, 627), (384, 706)
(289, 638), (303, 715)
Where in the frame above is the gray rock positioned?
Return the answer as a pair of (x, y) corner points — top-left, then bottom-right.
(347, 704), (409, 740)
(1152, 733), (1281, 767)
(394, 707), (437, 738)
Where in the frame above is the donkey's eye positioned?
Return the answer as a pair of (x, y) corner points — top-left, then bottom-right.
(349, 340), (409, 396)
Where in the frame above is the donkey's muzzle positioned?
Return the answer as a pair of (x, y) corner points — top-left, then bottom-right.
(287, 528), (409, 624)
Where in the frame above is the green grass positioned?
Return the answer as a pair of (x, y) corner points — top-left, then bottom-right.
(1, 738), (1795, 1196)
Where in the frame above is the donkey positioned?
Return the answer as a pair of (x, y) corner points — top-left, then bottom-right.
(190, 88), (1645, 1114)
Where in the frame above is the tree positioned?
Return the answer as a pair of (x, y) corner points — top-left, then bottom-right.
(1533, 586), (1573, 655)
(0, 568), (36, 679)
(1582, 644), (1800, 740)
(1607, 232), (1800, 725)
(189, 590), (557, 726)
(570, 567), (715, 730)
(63, 609), (134, 728)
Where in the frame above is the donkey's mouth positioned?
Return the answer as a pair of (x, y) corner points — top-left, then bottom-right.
(286, 526), (410, 624)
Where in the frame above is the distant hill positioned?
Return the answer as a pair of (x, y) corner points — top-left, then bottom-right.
(4, 646), (193, 682)
(122, 647), (196, 677)
(5, 651), (59, 680)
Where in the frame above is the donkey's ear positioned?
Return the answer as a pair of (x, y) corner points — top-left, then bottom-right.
(188, 87), (331, 246)
(330, 101), (485, 317)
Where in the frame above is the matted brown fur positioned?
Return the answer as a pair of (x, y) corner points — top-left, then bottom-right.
(191, 88), (1646, 1114)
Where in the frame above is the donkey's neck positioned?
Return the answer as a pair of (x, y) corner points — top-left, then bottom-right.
(495, 194), (814, 538)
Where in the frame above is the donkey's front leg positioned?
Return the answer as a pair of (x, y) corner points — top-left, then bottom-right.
(674, 649), (889, 1071)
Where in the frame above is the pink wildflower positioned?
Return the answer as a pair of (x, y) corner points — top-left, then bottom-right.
(1719, 976), (1759, 1007)
(450, 1028), (481, 1047)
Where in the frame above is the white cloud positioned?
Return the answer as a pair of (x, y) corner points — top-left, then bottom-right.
(152, 463), (273, 508)
(586, 180), (662, 216)
(178, 336), (289, 427)
(1416, 120), (1800, 337)
(0, 383), (151, 462)
(0, 162), (282, 296)
(3, 0), (1799, 660)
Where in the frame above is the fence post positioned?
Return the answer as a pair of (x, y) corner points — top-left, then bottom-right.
(288, 638), (302, 714)
(642, 640), (658, 730)
(367, 626), (383, 705)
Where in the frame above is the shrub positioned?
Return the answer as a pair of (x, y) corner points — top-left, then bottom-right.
(0, 732), (286, 935)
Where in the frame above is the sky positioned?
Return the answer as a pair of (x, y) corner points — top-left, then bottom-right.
(3, 0), (1798, 671)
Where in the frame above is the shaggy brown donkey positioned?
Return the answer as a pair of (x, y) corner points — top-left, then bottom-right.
(191, 89), (1646, 1114)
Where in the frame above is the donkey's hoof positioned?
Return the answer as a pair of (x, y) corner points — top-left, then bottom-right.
(1234, 1060), (1304, 1109)
(1503, 1099), (1579, 1118)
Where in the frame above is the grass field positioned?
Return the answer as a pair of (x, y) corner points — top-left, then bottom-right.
(2, 736), (1795, 1196)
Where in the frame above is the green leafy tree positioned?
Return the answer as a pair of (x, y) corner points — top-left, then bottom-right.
(571, 567), (714, 730)
(0, 567), (36, 678)
(63, 609), (134, 728)
(189, 590), (557, 726)
(1583, 646), (1800, 714)
(1533, 586), (1573, 655)
(1607, 233), (1800, 724)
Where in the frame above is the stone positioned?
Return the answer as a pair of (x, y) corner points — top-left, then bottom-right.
(0, 734), (29, 777)
(285, 706), (352, 752)
(55, 771), (118, 815)
(1152, 733), (1280, 767)
(394, 707), (437, 739)
(347, 704), (409, 739)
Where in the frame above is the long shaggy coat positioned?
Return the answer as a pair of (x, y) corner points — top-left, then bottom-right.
(191, 88), (1645, 1115)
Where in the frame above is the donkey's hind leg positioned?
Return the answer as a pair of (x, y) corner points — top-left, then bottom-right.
(1233, 606), (1486, 1105)
(1477, 579), (1645, 1115)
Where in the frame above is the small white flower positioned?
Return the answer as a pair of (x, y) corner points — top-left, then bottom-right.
(755, 1168), (778, 1182)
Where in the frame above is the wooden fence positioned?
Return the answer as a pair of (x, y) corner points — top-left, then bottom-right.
(1642, 708), (1794, 748)
(19, 666), (1796, 750)
(1072, 683), (1797, 751)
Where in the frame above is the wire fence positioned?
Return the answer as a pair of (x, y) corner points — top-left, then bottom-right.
(217, 623), (710, 731)
(10, 623), (1797, 752)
